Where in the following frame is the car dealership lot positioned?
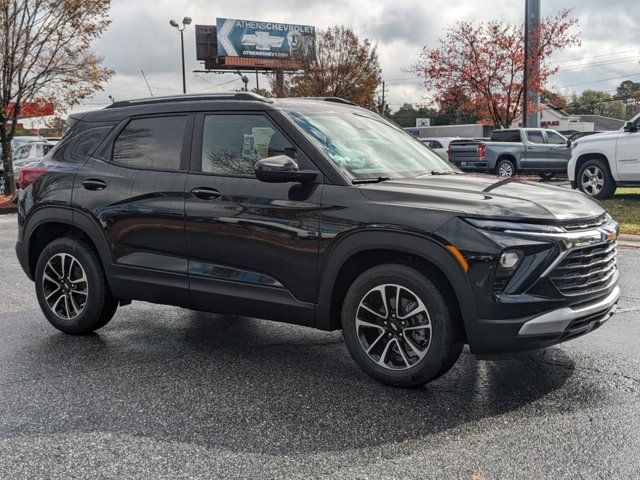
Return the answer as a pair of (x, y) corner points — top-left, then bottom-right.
(0, 213), (638, 479)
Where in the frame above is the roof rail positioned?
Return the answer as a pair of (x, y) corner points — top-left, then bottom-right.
(304, 97), (356, 106)
(106, 91), (272, 109)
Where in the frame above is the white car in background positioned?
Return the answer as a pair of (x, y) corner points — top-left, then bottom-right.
(419, 137), (459, 159)
(568, 114), (640, 199)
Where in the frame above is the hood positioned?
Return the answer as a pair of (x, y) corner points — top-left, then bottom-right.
(358, 174), (605, 222)
(574, 130), (621, 145)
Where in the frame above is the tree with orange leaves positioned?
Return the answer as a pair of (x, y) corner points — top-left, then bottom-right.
(284, 25), (382, 109)
(412, 10), (580, 128)
(0, 0), (114, 195)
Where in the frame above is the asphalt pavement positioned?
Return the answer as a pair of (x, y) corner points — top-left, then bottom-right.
(0, 213), (638, 479)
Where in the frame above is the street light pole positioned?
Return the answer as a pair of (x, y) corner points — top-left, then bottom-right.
(170, 17), (192, 94)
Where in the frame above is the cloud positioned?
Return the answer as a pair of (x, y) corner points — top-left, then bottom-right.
(85, 0), (638, 111)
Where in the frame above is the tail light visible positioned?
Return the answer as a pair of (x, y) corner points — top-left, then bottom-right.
(18, 166), (48, 189)
(477, 143), (486, 158)
(446, 148), (451, 158)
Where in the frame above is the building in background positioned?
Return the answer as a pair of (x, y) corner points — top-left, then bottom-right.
(511, 103), (626, 134)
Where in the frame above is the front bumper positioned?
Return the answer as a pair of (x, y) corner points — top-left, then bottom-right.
(518, 286), (619, 336)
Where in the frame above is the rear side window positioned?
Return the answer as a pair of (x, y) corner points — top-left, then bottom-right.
(200, 114), (297, 176)
(490, 130), (521, 142)
(526, 131), (545, 144)
(426, 140), (443, 148)
(113, 116), (187, 171)
(52, 126), (113, 163)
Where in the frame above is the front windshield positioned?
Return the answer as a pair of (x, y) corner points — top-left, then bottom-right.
(288, 110), (458, 180)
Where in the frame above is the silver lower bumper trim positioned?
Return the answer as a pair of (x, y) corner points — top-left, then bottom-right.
(518, 286), (620, 336)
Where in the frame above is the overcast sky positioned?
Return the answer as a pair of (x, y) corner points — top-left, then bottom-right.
(85, 0), (639, 111)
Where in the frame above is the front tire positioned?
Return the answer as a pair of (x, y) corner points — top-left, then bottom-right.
(341, 264), (464, 388)
(577, 159), (616, 199)
(35, 237), (118, 334)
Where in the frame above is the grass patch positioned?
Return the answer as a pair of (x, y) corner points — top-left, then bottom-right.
(601, 188), (640, 236)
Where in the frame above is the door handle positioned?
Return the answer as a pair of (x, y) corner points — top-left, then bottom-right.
(191, 187), (221, 200)
(82, 178), (107, 191)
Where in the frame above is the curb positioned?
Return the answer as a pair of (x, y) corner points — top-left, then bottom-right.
(0, 207), (16, 215)
(619, 234), (640, 249)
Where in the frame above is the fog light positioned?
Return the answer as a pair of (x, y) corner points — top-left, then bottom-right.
(500, 251), (521, 269)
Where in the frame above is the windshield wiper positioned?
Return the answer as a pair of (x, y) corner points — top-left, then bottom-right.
(417, 171), (460, 177)
(352, 176), (391, 185)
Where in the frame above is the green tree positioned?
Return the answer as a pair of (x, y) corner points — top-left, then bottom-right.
(615, 80), (640, 118)
(567, 90), (626, 119)
(389, 103), (438, 128)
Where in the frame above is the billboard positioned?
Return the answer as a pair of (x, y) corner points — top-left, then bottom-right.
(416, 118), (431, 128)
(216, 18), (315, 63)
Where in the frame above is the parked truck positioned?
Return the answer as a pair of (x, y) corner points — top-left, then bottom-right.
(448, 128), (571, 179)
(568, 114), (640, 199)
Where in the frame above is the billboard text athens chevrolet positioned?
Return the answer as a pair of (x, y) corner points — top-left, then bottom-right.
(216, 17), (316, 62)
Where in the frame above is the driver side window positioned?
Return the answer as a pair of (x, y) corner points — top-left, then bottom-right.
(200, 114), (297, 176)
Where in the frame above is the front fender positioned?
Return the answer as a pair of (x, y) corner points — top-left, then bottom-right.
(315, 229), (478, 333)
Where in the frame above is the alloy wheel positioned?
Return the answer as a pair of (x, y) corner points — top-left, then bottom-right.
(355, 284), (432, 371)
(581, 166), (604, 196)
(42, 253), (89, 319)
(498, 163), (514, 177)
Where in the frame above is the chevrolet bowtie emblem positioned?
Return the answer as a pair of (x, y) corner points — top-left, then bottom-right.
(241, 31), (285, 51)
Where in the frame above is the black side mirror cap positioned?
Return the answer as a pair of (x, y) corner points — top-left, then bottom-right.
(254, 155), (318, 183)
(624, 122), (638, 133)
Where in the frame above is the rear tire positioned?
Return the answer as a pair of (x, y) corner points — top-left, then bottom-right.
(495, 158), (516, 178)
(577, 159), (616, 199)
(341, 264), (464, 388)
(35, 237), (118, 334)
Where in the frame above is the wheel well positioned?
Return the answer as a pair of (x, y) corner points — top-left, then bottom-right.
(575, 153), (610, 177)
(328, 249), (466, 340)
(496, 155), (516, 165)
(28, 222), (99, 278)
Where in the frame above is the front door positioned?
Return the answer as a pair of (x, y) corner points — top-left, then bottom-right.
(523, 130), (554, 170)
(184, 112), (323, 326)
(615, 123), (640, 181)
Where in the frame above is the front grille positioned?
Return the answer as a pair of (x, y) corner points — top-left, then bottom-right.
(550, 242), (617, 295)
(563, 214), (607, 231)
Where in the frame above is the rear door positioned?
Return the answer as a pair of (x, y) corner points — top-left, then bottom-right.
(184, 111), (323, 325)
(73, 114), (193, 306)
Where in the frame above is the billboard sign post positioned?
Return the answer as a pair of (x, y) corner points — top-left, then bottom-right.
(216, 18), (316, 64)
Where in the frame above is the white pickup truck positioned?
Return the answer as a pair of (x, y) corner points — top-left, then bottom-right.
(568, 114), (640, 199)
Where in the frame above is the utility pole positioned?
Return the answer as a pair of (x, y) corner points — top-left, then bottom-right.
(274, 69), (285, 97)
(523, 0), (540, 127)
(380, 80), (386, 116)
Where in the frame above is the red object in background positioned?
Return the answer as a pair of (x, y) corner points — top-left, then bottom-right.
(5, 101), (54, 118)
(18, 166), (48, 189)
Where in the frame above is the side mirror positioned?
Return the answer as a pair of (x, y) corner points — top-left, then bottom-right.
(254, 155), (318, 183)
(624, 122), (638, 133)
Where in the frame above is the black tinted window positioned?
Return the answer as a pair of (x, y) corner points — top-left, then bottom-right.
(491, 130), (521, 142)
(53, 126), (112, 163)
(201, 114), (296, 176)
(113, 116), (187, 170)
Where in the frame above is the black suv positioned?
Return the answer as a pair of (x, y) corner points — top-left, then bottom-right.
(15, 93), (620, 387)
